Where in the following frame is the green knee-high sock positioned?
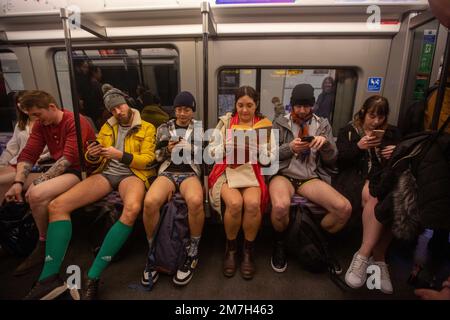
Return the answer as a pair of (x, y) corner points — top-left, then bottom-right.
(87, 221), (132, 280)
(39, 220), (72, 281)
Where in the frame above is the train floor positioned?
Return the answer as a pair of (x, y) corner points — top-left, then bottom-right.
(0, 213), (449, 300)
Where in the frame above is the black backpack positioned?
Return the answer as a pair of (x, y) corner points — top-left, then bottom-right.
(0, 201), (38, 257)
(87, 192), (132, 262)
(147, 194), (189, 278)
(285, 205), (347, 289)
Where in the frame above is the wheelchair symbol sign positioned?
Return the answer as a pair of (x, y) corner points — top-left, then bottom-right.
(367, 77), (382, 92)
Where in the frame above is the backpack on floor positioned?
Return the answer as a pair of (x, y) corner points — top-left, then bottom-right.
(87, 192), (131, 262)
(147, 193), (190, 276)
(0, 201), (38, 257)
(285, 205), (347, 290)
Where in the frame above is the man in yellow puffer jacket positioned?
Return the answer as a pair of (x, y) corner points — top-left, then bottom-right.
(87, 96), (157, 189)
(24, 84), (156, 301)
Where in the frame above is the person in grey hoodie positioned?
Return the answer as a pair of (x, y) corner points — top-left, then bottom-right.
(268, 83), (351, 273)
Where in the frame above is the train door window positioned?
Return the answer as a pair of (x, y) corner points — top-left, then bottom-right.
(218, 69), (257, 116)
(0, 50), (24, 133)
(217, 67), (357, 135)
(400, 19), (440, 124)
(54, 47), (179, 128)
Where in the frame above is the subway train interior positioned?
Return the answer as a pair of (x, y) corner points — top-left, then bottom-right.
(0, 0), (449, 302)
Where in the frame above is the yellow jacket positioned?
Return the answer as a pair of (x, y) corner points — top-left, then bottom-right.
(86, 109), (156, 189)
(425, 85), (450, 134)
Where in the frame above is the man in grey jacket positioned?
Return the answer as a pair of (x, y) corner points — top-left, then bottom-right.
(269, 84), (352, 273)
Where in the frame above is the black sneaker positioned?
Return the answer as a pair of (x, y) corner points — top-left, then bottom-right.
(271, 241), (287, 273)
(83, 278), (100, 300)
(329, 256), (343, 275)
(173, 255), (198, 286)
(141, 265), (159, 288)
(23, 274), (67, 300)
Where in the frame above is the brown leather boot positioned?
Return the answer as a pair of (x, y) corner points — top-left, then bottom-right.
(240, 239), (255, 280)
(223, 239), (237, 277)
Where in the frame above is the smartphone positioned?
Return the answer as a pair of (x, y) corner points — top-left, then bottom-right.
(372, 130), (385, 139)
(87, 139), (100, 146)
(170, 136), (182, 142)
(156, 140), (169, 149)
(86, 140), (100, 151)
(301, 136), (315, 143)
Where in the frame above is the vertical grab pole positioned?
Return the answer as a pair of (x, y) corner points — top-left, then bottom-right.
(60, 8), (86, 180)
(201, 2), (210, 131)
(431, 30), (450, 130)
(137, 49), (145, 86)
(201, 2), (213, 215)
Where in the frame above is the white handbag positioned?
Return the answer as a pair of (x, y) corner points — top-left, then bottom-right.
(225, 163), (259, 189)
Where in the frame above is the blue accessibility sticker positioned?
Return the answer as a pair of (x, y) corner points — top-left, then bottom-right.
(367, 77), (382, 92)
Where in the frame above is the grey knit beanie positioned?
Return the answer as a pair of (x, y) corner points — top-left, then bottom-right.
(102, 83), (127, 112)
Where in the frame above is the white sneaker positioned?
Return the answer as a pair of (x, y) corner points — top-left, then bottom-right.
(373, 261), (393, 294)
(345, 252), (369, 289)
(141, 267), (159, 287)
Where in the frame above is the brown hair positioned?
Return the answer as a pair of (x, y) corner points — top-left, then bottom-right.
(232, 85), (264, 118)
(322, 76), (335, 90)
(19, 90), (58, 111)
(353, 95), (389, 130)
(14, 91), (29, 131)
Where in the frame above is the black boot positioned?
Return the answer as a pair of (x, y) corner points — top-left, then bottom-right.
(83, 278), (100, 300)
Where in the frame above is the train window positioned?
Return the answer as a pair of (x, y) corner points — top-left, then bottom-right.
(53, 47), (179, 127)
(0, 51), (25, 132)
(217, 68), (357, 135)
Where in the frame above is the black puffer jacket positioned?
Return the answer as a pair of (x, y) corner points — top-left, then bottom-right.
(371, 131), (450, 238)
(332, 123), (401, 229)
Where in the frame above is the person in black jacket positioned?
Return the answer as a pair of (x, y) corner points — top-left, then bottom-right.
(334, 95), (401, 294)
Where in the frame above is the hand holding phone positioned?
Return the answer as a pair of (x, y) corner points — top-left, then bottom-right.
(371, 129), (385, 139)
(86, 140), (102, 158)
(168, 137), (182, 153)
(301, 136), (315, 143)
(170, 135), (182, 142)
(87, 139), (100, 147)
(156, 140), (169, 149)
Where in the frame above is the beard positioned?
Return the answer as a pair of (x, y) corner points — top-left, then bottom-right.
(118, 109), (133, 125)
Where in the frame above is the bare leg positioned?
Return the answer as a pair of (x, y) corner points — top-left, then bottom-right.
(117, 176), (146, 226)
(26, 173), (81, 237)
(0, 167), (40, 204)
(180, 176), (204, 238)
(358, 181), (383, 258)
(241, 186), (261, 241)
(48, 174), (113, 221)
(221, 183), (243, 240)
(269, 176), (295, 232)
(372, 228), (393, 262)
(143, 176), (175, 240)
(16, 174), (112, 277)
(297, 179), (352, 233)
